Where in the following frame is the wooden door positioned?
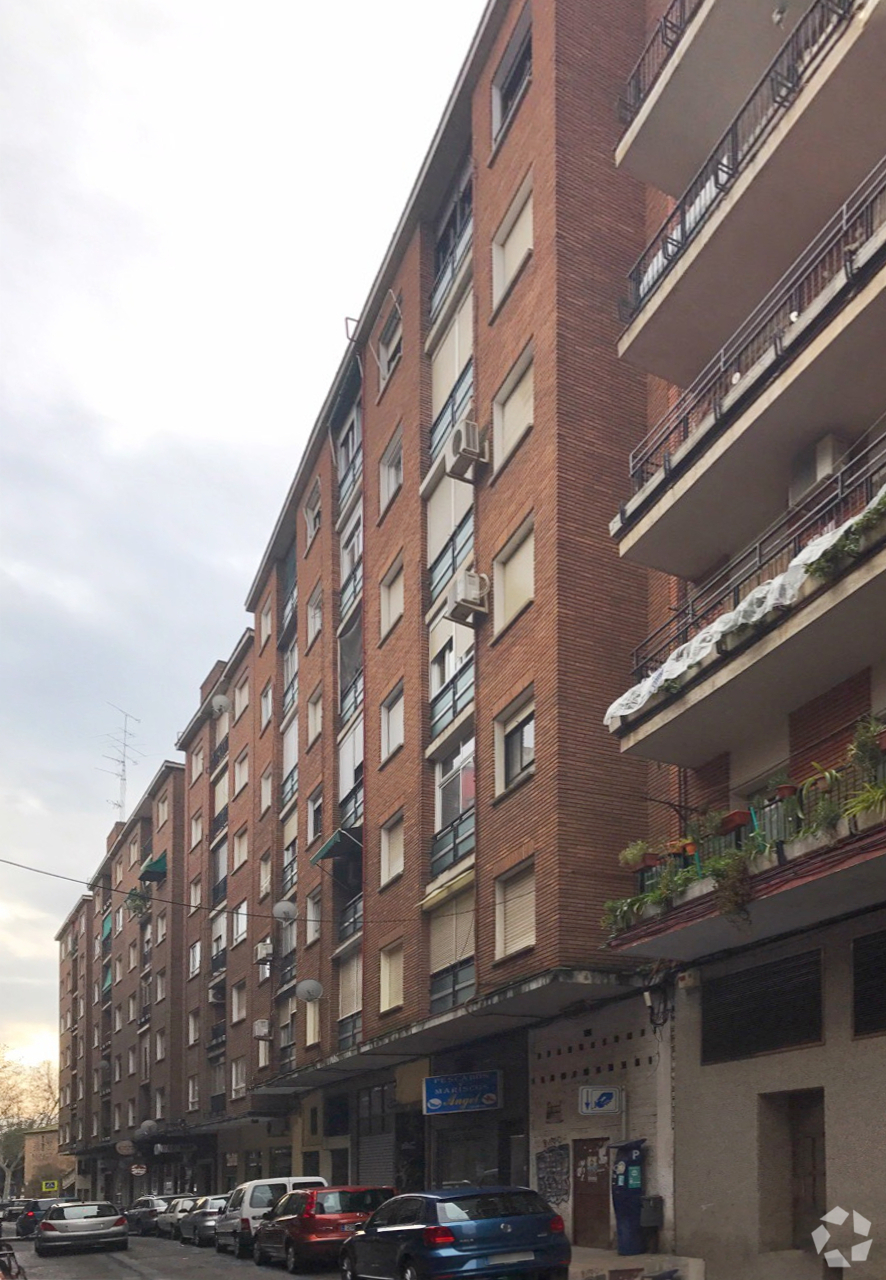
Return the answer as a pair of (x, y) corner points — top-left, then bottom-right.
(572, 1137), (611, 1248)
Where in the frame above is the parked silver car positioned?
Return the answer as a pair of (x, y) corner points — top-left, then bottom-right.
(33, 1202), (128, 1256)
(156, 1196), (196, 1239)
(179, 1194), (229, 1246)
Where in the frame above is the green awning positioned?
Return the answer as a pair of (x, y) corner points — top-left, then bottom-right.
(309, 828), (362, 865)
(101, 913), (112, 939)
(139, 851), (167, 882)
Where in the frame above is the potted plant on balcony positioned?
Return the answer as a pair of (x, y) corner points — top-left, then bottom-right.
(766, 769), (798, 801)
(799, 764), (843, 838)
(617, 839), (659, 869)
(719, 808), (751, 836)
(847, 715), (885, 783)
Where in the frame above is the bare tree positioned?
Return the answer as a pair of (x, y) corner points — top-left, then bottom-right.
(0, 1048), (59, 1195)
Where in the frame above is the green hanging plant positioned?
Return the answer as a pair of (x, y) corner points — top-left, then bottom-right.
(125, 887), (151, 918)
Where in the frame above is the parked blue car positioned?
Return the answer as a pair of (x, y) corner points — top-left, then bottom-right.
(339, 1187), (570, 1280)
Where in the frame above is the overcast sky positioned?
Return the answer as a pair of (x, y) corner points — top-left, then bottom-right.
(0, 0), (487, 1064)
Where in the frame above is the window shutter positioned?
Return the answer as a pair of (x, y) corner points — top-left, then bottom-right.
(282, 719), (298, 776)
(339, 719), (364, 798)
(381, 944), (404, 1011)
(214, 772), (228, 811)
(502, 529), (534, 624)
(339, 952), (362, 1019)
(701, 950), (822, 1064)
(502, 193), (533, 283)
(500, 864), (536, 956)
(501, 363), (534, 453)
(430, 890), (475, 973)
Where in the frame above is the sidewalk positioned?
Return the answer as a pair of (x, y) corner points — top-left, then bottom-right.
(569, 1244), (705, 1280)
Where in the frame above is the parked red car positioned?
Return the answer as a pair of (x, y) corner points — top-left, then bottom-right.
(252, 1186), (394, 1273)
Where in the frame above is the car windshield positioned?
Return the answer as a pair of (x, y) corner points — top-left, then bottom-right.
(208, 1197), (228, 1211)
(251, 1182), (289, 1209)
(316, 1190), (392, 1214)
(51, 1204), (117, 1220)
(436, 1192), (551, 1222)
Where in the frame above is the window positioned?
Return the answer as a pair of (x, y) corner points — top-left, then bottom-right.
(155, 969), (167, 1001)
(338, 952), (363, 1048)
(258, 1037), (270, 1068)
(127, 993), (136, 1022)
(338, 404), (362, 501)
(381, 682), (404, 759)
(114, 957), (122, 984)
(495, 860), (536, 957)
(381, 812), (405, 885)
(188, 942), (201, 978)
(341, 511), (363, 585)
(308, 685), (323, 743)
(260, 601), (272, 648)
(380, 428), (403, 512)
(233, 827), (248, 869)
(189, 877), (202, 911)
(431, 288), (472, 424)
(378, 300), (403, 387)
(155, 1088), (166, 1121)
(190, 812), (203, 848)
(853, 929), (886, 1036)
(114, 907), (123, 935)
(493, 176), (533, 305)
(494, 519), (534, 631)
(492, 5), (532, 140)
(437, 735), (475, 830)
(231, 982), (246, 1023)
(234, 751), (249, 793)
(191, 745), (204, 782)
(339, 716), (364, 806)
(113, 1103), (121, 1131)
(429, 890), (476, 1013)
(157, 792), (169, 827)
(188, 1075), (199, 1111)
(155, 1028), (166, 1061)
(282, 717), (298, 804)
(156, 912), (166, 944)
(231, 1056), (247, 1099)
(701, 951), (822, 1064)
(426, 474), (472, 582)
(113, 1055), (122, 1082)
(114, 857), (122, 885)
(380, 942), (404, 1012)
(260, 683), (273, 729)
(305, 999), (320, 1046)
(233, 677), (249, 721)
(496, 692), (535, 793)
(232, 901), (248, 945)
(261, 768), (272, 814)
(127, 1046), (136, 1076)
(259, 853), (271, 899)
(306, 888), (321, 945)
(283, 839), (298, 893)
(380, 555), (404, 637)
(304, 480), (321, 543)
(129, 836), (140, 867)
(494, 349), (534, 466)
(128, 941), (137, 971)
(308, 789), (323, 843)
(214, 770), (229, 818)
(307, 585), (322, 646)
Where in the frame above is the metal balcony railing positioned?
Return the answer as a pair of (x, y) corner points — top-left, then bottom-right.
(627, 157), (886, 493)
(281, 583), (298, 635)
(210, 735), (229, 772)
(282, 765), (298, 807)
(429, 509), (474, 602)
(341, 670), (364, 724)
(430, 214), (473, 320)
(618, 0), (705, 125)
(632, 430), (886, 680)
(624, 0), (857, 320)
(430, 958), (476, 1014)
(430, 808), (476, 880)
(282, 858), (298, 894)
(141, 946), (152, 970)
(338, 893), (364, 942)
(283, 673), (299, 716)
(138, 1004), (151, 1027)
(209, 1021), (226, 1046)
(340, 561), (363, 619)
(339, 443), (363, 506)
(339, 782), (365, 830)
(210, 1093), (226, 1115)
(430, 658), (475, 741)
(101, 935), (111, 956)
(338, 1012), (362, 1052)
(430, 360), (474, 461)
(211, 805), (228, 839)
(210, 948), (227, 974)
(211, 876), (227, 907)
(278, 954), (297, 988)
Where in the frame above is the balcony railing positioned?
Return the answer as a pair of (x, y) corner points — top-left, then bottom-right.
(101, 935), (111, 957)
(626, 157), (886, 494)
(339, 782), (365, 830)
(282, 765), (299, 807)
(283, 673), (299, 716)
(430, 360), (474, 462)
(209, 1021), (226, 1046)
(430, 958), (476, 1014)
(282, 858), (298, 894)
(210, 948), (227, 974)
(429, 509), (474, 602)
(141, 946), (152, 970)
(430, 808), (476, 880)
(430, 658), (475, 741)
(281, 583), (298, 635)
(338, 1012), (362, 1052)
(430, 214), (473, 320)
(618, 0), (705, 125)
(339, 893), (364, 942)
(624, 0), (857, 320)
(339, 443), (363, 506)
(210, 735), (229, 772)
(340, 561), (363, 619)
(211, 876), (227, 906)
(210, 1092), (226, 1115)
(632, 430), (886, 680)
(341, 669), (364, 724)
(211, 805), (228, 839)
(138, 1004), (151, 1027)
(278, 954), (297, 988)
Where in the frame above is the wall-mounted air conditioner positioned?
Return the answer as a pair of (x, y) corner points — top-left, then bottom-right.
(444, 571), (489, 625)
(254, 942), (274, 964)
(789, 433), (845, 506)
(444, 420), (487, 481)
(252, 1019), (273, 1040)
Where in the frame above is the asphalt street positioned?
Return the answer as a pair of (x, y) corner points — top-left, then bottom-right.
(5, 1234), (333, 1280)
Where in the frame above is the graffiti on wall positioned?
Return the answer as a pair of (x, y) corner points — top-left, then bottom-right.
(535, 1140), (570, 1205)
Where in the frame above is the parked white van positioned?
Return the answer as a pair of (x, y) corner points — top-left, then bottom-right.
(214, 1176), (327, 1258)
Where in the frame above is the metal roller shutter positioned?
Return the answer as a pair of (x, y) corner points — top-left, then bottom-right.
(358, 1133), (395, 1185)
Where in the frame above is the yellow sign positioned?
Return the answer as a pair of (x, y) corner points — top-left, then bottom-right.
(41, 1180), (59, 1192)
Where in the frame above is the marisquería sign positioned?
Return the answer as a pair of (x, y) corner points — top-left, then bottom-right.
(422, 1070), (502, 1115)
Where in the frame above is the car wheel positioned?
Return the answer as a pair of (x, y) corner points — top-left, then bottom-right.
(253, 1237), (268, 1266)
(235, 1232), (252, 1260)
(341, 1249), (359, 1280)
(285, 1241), (302, 1274)
(401, 1259), (420, 1280)
(34, 1245), (46, 1258)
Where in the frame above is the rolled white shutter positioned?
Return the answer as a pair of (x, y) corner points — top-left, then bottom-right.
(500, 864), (535, 956)
(429, 890), (475, 973)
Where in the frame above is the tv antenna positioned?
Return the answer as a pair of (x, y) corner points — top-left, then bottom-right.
(97, 703), (144, 818)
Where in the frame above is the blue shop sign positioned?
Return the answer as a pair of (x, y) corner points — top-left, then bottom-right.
(422, 1070), (503, 1115)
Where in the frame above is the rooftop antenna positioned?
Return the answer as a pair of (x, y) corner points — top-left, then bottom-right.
(96, 703), (143, 818)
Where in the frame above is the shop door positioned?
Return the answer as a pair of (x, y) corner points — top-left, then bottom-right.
(572, 1137), (610, 1248)
(790, 1090), (825, 1248)
(331, 1147), (350, 1186)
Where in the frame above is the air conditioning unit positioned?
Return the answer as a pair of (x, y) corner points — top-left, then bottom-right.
(788, 433), (845, 506)
(444, 571), (489, 625)
(444, 419), (486, 480)
(252, 1019), (273, 1040)
(208, 981), (226, 1005)
(254, 942), (274, 964)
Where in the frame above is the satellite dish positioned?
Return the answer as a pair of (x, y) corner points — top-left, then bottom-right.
(295, 979), (323, 1003)
(272, 900), (298, 923)
(211, 693), (232, 718)
(133, 1126), (145, 1140)
(141, 1119), (159, 1137)
(99, 1059), (110, 1071)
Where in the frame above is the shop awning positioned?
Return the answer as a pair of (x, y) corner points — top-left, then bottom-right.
(139, 851), (167, 882)
(309, 828), (362, 865)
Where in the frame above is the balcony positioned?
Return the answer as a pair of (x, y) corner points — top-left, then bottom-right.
(210, 734), (229, 773)
(338, 1012), (362, 1052)
(211, 805), (229, 840)
(606, 434), (886, 766)
(211, 876), (228, 907)
(340, 561), (363, 620)
(430, 213), (473, 321)
(338, 893), (363, 942)
(430, 958), (476, 1014)
(278, 954), (297, 988)
(208, 1021), (227, 1048)
(430, 360), (473, 462)
(282, 857), (298, 895)
(138, 1004), (151, 1028)
(281, 583), (298, 639)
(141, 945), (152, 970)
(429, 510), (474, 603)
(101, 934), (111, 957)
(281, 765), (298, 807)
(619, 0), (886, 385)
(210, 947), (227, 974)
(430, 808), (476, 881)
(340, 670), (364, 725)
(338, 442), (363, 507)
(283, 673), (299, 716)
(210, 1093), (226, 1115)
(430, 658), (475, 743)
(613, 158), (886, 578)
(339, 782), (364, 830)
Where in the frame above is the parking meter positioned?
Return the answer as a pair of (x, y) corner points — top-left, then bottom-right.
(610, 1138), (647, 1255)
